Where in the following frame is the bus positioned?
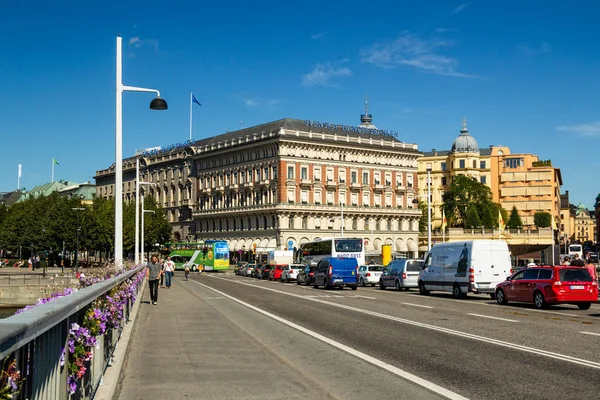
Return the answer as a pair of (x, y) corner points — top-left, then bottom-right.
(297, 237), (365, 266)
(166, 241), (230, 271)
(568, 244), (583, 260)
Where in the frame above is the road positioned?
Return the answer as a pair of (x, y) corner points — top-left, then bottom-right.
(118, 272), (600, 400)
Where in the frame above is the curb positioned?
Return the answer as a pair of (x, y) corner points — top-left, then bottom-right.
(93, 279), (147, 400)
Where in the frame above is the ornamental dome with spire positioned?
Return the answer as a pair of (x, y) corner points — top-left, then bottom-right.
(451, 118), (479, 153)
(359, 94), (377, 129)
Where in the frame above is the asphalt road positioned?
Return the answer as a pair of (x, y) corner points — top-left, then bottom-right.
(117, 272), (600, 399)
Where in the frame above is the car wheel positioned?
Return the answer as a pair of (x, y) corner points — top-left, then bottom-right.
(379, 280), (385, 290)
(578, 303), (591, 310)
(419, 281), (430, 295)
(313, 279), (318, 289)
(297, 279), (301, 285)
(496, 289), (508, 305)
(351, 285), (357, 291)
(489, 293), (496, 300)
(360, 277), (365, 287)
(395, 280), (401, 291)
(533, 291), (547, 309)
(371, 283), (375, 287)
(452, 284), (463, 299)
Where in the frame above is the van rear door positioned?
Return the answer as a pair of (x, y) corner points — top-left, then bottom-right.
(331, 258), (358, 284)
(472, 241), (511, 293)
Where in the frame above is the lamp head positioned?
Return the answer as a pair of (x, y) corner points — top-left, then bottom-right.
(150, 97), (168, 110)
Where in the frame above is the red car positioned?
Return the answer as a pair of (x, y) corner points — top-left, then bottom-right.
(495, 266), (597, 310)
(269, 264), (286, 281)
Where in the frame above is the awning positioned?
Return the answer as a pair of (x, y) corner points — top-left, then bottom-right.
(228, 239), (237, 251)
(396, 239), (408, 252)
(407, 239), (418, 252)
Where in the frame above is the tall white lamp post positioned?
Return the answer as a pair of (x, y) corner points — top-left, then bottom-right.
(115, 36), (167, 269)
(426, 163), (432, 252)
(141, 194), (155, 264)
(135, 178), (156, 264)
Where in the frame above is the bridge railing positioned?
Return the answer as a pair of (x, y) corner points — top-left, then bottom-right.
(0, 265), (145, 400)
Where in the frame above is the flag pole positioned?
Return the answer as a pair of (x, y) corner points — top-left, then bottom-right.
(51, 158), (54, 182)
(17, 164), (21, 191)
(189, 92), (193, 141)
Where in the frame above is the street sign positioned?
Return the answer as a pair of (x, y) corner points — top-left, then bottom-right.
(287, 240), (294, 247)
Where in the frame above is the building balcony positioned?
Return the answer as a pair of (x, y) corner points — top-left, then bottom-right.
(350, 182), (361, 189)
(243, 182), (254, 188)
(300, 179), (313, 186)
(374, 184), (385, 191)
(326, 179), (337, 188)
(259, 179), (270, 186)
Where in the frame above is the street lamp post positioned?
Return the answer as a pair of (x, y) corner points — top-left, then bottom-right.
(426, 163), (432, 252)
(72, 207), (85, 272)
(141, 193), (156, 264)
(135, 176), (156, 265)
(115, 36), (167, 270)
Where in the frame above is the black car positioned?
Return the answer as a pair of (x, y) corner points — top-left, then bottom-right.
(296, 265), (316, 286)
(258, 265), (272, 279)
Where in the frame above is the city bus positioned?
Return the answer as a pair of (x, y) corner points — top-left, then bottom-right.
(297, 237), (365, 266)
(166, 241), (230, 271)
(568, 244), (584, 260)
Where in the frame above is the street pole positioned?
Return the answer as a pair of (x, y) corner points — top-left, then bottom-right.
(427, 164), (432, 252)
(75, 226), (80, 271)
(135, 157), (140, 265)
(340, 200), (344, 238)
(62, 241), (65, 275)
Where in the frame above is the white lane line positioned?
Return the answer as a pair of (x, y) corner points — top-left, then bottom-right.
(351, 295), (377, 300)
(467, 313), (519, 323)
(207, 275), (600, 371)
(403, 302), (434, 309)
(191, 280), (469, 400)
(580, 332), (600, 337)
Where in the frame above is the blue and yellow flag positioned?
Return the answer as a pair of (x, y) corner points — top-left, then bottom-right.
(192, 94), (202, 107)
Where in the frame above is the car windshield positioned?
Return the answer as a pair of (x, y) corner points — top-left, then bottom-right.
(560, 268), (593, 282)
(406, 261), (424, 272)
(368, 266), (385, 271)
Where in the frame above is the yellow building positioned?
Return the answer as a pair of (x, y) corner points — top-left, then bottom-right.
(574, 203), (596, 244)
(418, 119), (562, 230)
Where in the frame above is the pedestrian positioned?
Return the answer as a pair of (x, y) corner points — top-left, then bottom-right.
(570, 253), (585, 267)
(585, 261), (597, 283)
(164, 256), (175, 288)
(159, 259), (165, 288)
(563, 256), (571, 266)
(146, 254), (162, 305)
(184, 260), (190, 281)
(368, 258), (375, 265)
(27, 257), (33, 271)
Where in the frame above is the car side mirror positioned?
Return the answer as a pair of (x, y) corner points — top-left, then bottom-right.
(506, 276), (512, 281)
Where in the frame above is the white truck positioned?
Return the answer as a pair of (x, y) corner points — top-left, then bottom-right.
(418, 240), (512, 299)
(267, 250), (294, 267)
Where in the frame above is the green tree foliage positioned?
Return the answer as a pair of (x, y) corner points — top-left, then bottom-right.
(418, 200), (428, 233)
(0, 194), (172, 260)
(534, 211), (551, 228)
(465, 205), (482, 229)
(506, 206), (523, 229)
(441, 174), (504, 228)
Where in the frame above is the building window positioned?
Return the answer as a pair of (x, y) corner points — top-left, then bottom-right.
(351, 192), (358, 205)
(339, 169), (346, 183)
(314, 167), (321, 181)
(441, 177), (447, 186)
(315, 191), (322, 204)
(363, 192), (370, 206)
(396, 173), (403, 186)
(326, 168), (333, 182)
(375, 193), (381, 206)
(352, 219), (357, 230)
(480, 176), (487, 184)
(480, 161), (486, 169)
(472, 160), (477, 168)
(327, 191), (334, 204)
(301, 167), (308, 180)
(301, 190), (308, 203)
(255, 169), (260, 182)
(365, 218), (370, 231)
(287, 189), (295, 202)
(362, 172), (369, 184)
(504, 158), (524, 168)
(407, 175), (413, 187)
(288, 217), (294, 229)
(339, 192), (346, 204)
(459, 160), (465, 169)
(374, 172), (381, 185)
(264, 167), (269, 180)
(302, 217), (307, 230)
(351, 171), (357, 184)
(441, 162), (446, 171)
(385, 194), (392, 207)
(385, 173), (391, 186)
(287, 166), (294, 179)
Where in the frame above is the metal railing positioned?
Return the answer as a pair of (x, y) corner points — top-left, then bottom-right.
(0, 265), (144, 400)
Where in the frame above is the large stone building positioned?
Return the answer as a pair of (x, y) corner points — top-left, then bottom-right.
(418, 120), (562, 230)
(95, 115), (422, 259)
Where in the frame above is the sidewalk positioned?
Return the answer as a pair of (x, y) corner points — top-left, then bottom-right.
(115, 275), (325, 400)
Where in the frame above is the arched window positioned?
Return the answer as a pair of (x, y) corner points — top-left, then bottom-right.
(212, 221), (216, 231)
(255, 217), (259, 229)
(263, 216), (268, 229)
(240, 219), (244, 230)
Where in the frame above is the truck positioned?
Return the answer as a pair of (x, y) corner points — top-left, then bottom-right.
(267, 250), (294, 267)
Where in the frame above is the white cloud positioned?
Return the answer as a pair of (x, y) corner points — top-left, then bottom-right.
(311, 31), (328, 39)
(301, 63), (352, 87)
(453, 3), (468, 14)
(245, 99), (258, 107)
(360, 33), (473, 78)
(517, 42), (551, 56)
(556, 121), (600, 137)
(435, 28), (457, 33)
(128, 36), (159, 51)
(129, 37), (141, 46)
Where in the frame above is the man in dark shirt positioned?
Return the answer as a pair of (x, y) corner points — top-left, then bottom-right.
(570, 253), (586, 267)
(146, 255), (163, 305)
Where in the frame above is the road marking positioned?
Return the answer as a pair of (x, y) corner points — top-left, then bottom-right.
(350, 295), (377, 300)
(207, 275), (600, 371)
(467, 313), (518, 323)
(403, 302), (434, 309)
(191, 279), (469, 400)
(580, 332), (600, 337)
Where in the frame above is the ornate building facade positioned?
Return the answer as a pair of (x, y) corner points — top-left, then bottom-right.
(95, 116), (422, 259)
(418, 120), (562, 231)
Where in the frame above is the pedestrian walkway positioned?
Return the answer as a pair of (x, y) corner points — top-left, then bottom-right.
(115, 274), (327, 400)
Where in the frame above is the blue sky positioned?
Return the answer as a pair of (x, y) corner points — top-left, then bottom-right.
(1, 1), (599, 208)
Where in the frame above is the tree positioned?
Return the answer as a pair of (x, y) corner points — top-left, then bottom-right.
(534, 212), (551, 228)
(507, 206), (523, 229)
(442, 174), (498, 228)
(465, 205), (482, 229)
(480, 203), (495, 229)
(417, 201), (428, 233)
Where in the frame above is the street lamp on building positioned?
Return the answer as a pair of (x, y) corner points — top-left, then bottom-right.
(115, 36), (167, 270)
(72, 207), (85, 271)
(135, 172), (156, 265)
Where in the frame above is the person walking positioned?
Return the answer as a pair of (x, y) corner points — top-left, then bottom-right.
(184, 260), (190, 281)
(146, 255), (162, 305)
(570, 253), (586, 267)
(164, 256), (175, 288)
(159, 259), (165, 288)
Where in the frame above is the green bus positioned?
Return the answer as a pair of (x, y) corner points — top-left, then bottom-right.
(166, 241), (230, 271)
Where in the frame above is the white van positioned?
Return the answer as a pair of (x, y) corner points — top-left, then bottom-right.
(418, 240), (512, 299)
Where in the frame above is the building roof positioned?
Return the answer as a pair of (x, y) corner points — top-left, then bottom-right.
(451, 120), (479, 153)
(0, 191), (22, 206)
(17, 180), (89, 202)
(421, 148), (493, 157)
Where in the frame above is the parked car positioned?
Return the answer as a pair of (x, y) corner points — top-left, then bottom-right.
(281, 264), (305, 283)
(313, 257), (358, 290)
(358, 264), (385, 287)
(419, 240), (512, 299)
(297, 265), (317, 286)
(251, 264), (263, 278)
(258, 265), (272, 279)
(245, 263), (256, 277)
(495, 266), (597, 310)
(270, 264), (286, 281)
(379, 259), (423, 290)
(235, 263), (248, 276)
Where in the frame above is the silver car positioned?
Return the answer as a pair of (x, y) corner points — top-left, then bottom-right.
(379, 259), (423, 290)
